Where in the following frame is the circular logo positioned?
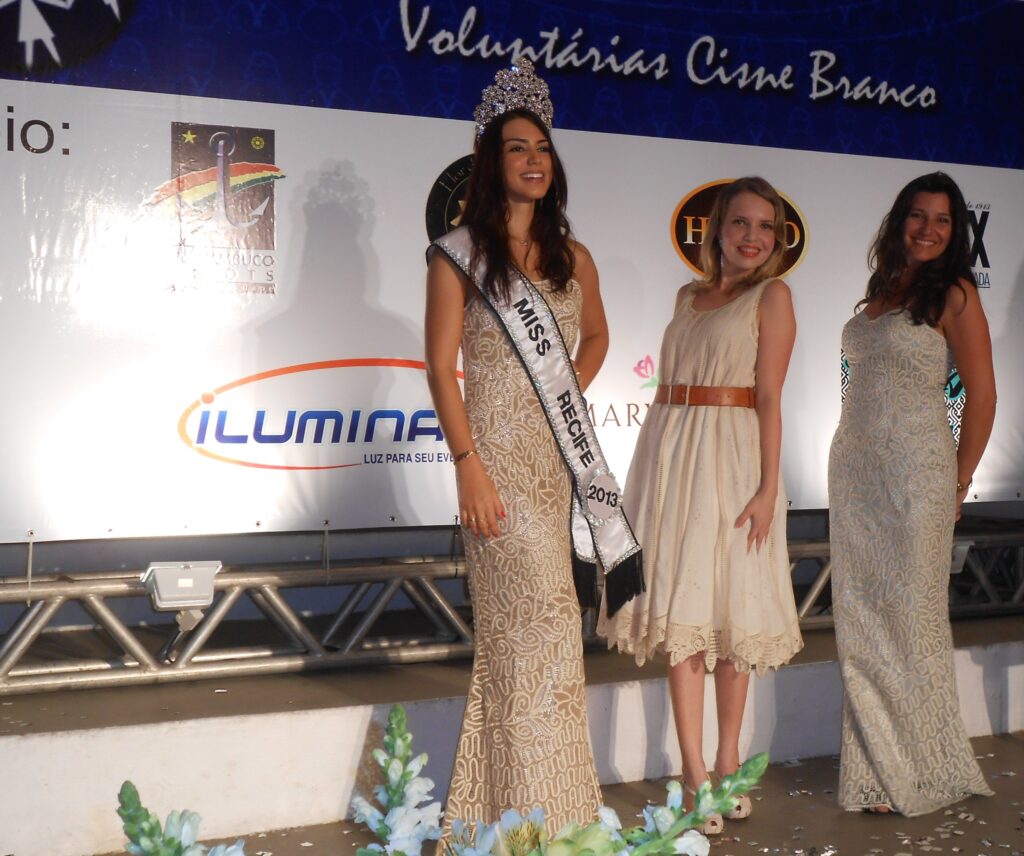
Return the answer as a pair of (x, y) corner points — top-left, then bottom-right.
(426, 154), (473, 242)
(586, 473), (622, 521)
(0, 1), (135, 75)
(670, 179), (809, 278)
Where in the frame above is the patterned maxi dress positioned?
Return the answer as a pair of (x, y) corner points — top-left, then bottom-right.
(599, 281), (803, 673)
(443, 279), (602, 836)
(829, 309), (992, 814)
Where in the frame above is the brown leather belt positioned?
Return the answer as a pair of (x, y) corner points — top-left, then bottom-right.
(654, 384), (756, 408)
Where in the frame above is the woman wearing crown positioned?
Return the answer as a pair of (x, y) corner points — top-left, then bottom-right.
(425, 59), (642, 835)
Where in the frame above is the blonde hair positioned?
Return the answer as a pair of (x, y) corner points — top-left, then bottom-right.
(698, 176), (787, 288)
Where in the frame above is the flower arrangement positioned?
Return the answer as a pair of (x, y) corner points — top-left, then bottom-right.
(354, 705), (768, 856)
(352, 705), (444, 856)
(116, 781), (245, 856)
(115, 704), (766, 856)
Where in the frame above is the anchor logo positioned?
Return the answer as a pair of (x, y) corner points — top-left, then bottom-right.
(144, 121), (285, 292)
(204, 131), (271, 229)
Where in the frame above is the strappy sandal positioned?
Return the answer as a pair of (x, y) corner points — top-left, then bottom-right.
(711, 770), (752, 820)
(683, 782), (724, 836)
(864, 804), (894, 814)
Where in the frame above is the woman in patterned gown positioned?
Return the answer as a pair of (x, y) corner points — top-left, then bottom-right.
(424, 69), (608, 834)
(829, 172), (996, 815)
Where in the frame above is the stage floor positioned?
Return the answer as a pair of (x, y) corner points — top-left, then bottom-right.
(8, 616), (1022, 736)
(101, 731), (1024, 856)
(44, 615), (1015, 856)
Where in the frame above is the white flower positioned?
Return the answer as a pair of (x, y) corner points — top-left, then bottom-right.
(207, 841), (246, 856)
(402, 776), (436, 808)
(406, 753), (428, 778)
(652, 806), (675, 835)
(163, 809), (201, 847)
(372, 748), (388, 767)
(672, 829), (710, 856)
(352, 795), (385, 830)
(664, 780), (683, 812)
(384, 804), (442, 856)
(596, 806), (622, 831)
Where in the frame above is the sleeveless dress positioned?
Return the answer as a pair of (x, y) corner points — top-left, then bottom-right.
(828, 309), (992, 814)
(443, 280), (602, 837)
(599, 282), (803, 673)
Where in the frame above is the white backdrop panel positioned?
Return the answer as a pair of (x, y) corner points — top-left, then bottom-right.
(1, 79), (1021, 542)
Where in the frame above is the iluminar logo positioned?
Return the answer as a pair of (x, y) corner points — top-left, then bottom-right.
(178, 360), (448, 471)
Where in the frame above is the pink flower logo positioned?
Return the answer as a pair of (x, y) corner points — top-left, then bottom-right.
(633, 355), (654, 379)
(633, 355), (659, 388)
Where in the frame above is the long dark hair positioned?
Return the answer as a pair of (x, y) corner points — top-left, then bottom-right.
(698, 176), (787, 289)
(460, 108), (574, 304)
(864, 171), (976, 326)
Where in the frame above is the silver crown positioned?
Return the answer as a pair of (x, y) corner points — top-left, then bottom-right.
(473, 58), (554, 137)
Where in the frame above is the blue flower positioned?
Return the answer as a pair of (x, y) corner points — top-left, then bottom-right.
(497, 808), (546, 856)
(448, 819), (499, 856)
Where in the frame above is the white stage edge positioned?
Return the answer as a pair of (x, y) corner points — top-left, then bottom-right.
(3, 639), (1022, 856)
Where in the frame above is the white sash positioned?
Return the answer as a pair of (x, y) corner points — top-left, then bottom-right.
(430, 227), (643, 616)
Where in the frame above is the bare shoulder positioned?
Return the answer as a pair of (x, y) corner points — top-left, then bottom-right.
(945, 277), (978, 316)
(570, 240), (599, 291)
(571, 239), (593, 263)
(571, 240), (596, 277)
(760, 278), (792, 300)
(427, 249), (471, 303)
(428, 248), (467, 281)
(674, 281), (698, 311)
(757, 279), (796, 341)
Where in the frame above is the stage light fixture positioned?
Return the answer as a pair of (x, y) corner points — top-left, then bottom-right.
(142, 561), (222, 611)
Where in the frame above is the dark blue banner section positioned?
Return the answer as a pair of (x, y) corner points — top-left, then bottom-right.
(1, 0), (1021, 169)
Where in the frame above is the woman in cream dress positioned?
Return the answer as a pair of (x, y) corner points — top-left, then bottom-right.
(601, 177), (803, 833)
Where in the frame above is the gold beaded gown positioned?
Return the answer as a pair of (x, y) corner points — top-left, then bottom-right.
(829, 309), (992, 814)
(443, 279), (601, 836)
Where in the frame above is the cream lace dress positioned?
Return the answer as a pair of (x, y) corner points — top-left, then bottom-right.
(599, 281), (803, 673)
(829, 309), (992, 813)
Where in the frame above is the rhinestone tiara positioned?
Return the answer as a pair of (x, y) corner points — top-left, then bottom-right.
(473, 58), (554, 137)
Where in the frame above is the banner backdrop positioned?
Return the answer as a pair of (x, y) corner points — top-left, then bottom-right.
(0, 1), (1022, 543)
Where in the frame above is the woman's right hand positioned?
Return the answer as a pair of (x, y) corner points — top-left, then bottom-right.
(457, 456), (506, 539)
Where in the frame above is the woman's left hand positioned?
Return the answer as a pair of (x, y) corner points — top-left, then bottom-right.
(735, 490), (776, 553)
(955, 485), (970, 522)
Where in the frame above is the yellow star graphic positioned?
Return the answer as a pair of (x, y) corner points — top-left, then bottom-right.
(182, 130), (197, 143)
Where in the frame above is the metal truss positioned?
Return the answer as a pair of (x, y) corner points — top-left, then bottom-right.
(792, 529), (1024, 627)
(1, 528), (1021, 696)
(0, 558), (473, 696)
